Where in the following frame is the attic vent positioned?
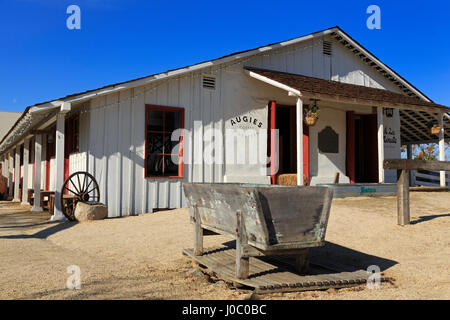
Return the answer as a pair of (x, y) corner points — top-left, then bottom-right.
(202, 76), (216, 90)
(323, 41), (332, 55)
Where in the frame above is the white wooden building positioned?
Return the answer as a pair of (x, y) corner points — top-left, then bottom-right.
(0, 26), (448, 220)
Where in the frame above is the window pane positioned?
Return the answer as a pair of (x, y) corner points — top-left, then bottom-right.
(146, 154), (163, 176)
(164, 155), (179, 176)
(147, 109), (164, 131)
(165, 111), (180, 132)
(163, 134), (177, 154)
(147, 133), (163, 153)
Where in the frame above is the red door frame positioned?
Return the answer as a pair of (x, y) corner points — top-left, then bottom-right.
(303, 126), (309, 185)
(269, 101), (277, 184)
(268, 101), (309, 185)
(346, 111), (356, 183)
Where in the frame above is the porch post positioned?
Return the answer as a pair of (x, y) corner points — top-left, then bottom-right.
(52, 110), (68, 221)
(8, 151), (14, 199)
(4, 153), (8, 181)
(31, 134), (43, 212)
(296, 97), (304, 186)
(21, 139), (30, 205)
(438, 113), (446, 187)
(377, 107), (385, 183)
(14, 145), (20, 202)
(406, 143), (414, 186)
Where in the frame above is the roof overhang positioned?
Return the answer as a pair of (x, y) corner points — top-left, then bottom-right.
(244, 67), (450, 114)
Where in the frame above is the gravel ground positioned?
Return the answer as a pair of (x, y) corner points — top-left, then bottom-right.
(0, 191), (448, 300)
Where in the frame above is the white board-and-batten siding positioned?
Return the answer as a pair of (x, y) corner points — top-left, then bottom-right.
(78, 70), (224, 217)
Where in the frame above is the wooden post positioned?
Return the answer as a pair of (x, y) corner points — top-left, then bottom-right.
(377, 107), (385, 183)
(8, 151), (13, 199)
(333, 172), (340, 184)
(52, 112), (66, 221)
(438, 113), (445, 187)
(236, 211), (249, 279)
(14, 145), (20, 202)
(31, 134), (43, 212)
(406, 143), (413, 186)
(21, 139), (30, 205)
(397, 169), (410, 225)
(193, 205), (203, 256)
(295, 248), (309, 274)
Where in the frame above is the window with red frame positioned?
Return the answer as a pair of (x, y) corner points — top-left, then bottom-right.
(145, 105), (184, 178)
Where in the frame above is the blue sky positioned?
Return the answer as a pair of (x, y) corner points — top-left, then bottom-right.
(0, 0), (449, 112)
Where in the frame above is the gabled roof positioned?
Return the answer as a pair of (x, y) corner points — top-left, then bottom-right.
(26, 26), (434, 110)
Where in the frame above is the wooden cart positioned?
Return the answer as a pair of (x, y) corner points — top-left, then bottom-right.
(183, 183), (333, 279)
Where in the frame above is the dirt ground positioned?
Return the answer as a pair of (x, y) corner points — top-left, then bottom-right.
(0, 191), (449, 300)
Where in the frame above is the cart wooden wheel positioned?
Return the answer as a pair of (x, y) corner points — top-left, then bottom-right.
(60, 171), (100, 221)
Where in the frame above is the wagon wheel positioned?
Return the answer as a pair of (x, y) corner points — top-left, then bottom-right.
(60, 171), (100, 221)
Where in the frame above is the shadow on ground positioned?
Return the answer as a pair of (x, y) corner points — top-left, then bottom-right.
(222, 240), (397, 274)
(410, 213), (450, 225)
(0, 208), (76, 239)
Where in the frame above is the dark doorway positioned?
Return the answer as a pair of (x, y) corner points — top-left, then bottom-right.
(271, 104), (309, 180)
(354, 114), (378, 183)
(276, 106), (296, 174)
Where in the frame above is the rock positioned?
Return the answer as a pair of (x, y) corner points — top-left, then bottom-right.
(213, 280), (227, 289)
(188, 268), (210, 281)
(74, 201), (108, 222)
(188, 268), (205, 277)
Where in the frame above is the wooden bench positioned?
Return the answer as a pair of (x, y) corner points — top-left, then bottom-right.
(48, 193), (78, 216)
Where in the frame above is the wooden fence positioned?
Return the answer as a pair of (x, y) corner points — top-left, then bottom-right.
(412, 170), (450, 187)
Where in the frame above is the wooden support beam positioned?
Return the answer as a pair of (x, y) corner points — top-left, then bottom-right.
(402, 110), (429, 132)
(236, 211), (249, 280)
(384, 159), (450, 171)
(13, 145), (20, 202)
(399, 120), (427, 142)
(397, 170), (410, 225)
(8, 152), (13, 199)
(21, 139), (30, 205)
(192, 205), (203, 256)
(401, 110), (431, 133)
(31, 134), (43, 212)
(295, 248), (309, 275)
(51, 113), (66, 221)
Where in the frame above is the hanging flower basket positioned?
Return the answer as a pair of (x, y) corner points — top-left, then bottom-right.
(430, 124), (442, 135)
(304, 116), (318, 126)
(303, 102), (320, 127)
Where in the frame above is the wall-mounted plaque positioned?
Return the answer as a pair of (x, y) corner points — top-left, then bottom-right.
(318, 126), (339, 153)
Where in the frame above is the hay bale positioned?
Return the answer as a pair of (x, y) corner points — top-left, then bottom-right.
(276, 174), (308, 186)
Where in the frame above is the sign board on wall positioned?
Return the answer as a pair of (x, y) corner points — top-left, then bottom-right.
(383, 108), (401, 183)
(228, 113), (264, 130)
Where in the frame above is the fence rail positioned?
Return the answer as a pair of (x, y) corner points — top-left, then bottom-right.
(412, 170), (450, 187)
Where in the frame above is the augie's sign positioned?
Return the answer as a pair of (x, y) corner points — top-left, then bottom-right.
(230, 115), (263, 128)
